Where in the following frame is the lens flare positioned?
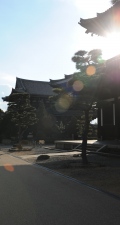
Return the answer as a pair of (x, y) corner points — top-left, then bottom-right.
(4, 164), (14, 172)
(55, 94), (73, 112)
(113, 9), (120, 28)
(73, 80), (84, 92)
(86, 65), (96, 76)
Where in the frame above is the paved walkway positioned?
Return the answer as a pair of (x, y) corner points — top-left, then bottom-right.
(0, 153), (120, 225)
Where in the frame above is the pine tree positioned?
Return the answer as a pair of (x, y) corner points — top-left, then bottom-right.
(71, 49), (104, 163)
(5, 93), (38, 143)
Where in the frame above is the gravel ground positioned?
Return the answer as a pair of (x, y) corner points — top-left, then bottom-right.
(2, 145), (120, 198)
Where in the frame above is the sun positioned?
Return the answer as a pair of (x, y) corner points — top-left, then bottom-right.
(100, 32), (120, 59)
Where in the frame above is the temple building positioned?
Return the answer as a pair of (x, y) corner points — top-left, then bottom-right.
(97, 55), (120, 140)
(50, 55), (120, 141)
(4, 76), (83, 120)
(78, 1), (120, 140)
(3, 76), (86, 140)
(3, 54), (120, 141)
(10, 77), (56, 109)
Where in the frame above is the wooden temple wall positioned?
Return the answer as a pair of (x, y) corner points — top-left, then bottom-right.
(98, 98), (120, 140)
(98, 56), (120, 140)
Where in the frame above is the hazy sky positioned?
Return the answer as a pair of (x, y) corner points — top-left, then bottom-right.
(0, 0), (112, 111)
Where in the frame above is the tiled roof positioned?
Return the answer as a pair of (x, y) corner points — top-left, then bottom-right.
(64, 74), (73, 79)
(50, 74), (73, 83)
(15, 77), (55, 96)
(50, 75), (73, 87)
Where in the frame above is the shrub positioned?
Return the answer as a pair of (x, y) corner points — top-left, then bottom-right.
(36, 155), (50, 161)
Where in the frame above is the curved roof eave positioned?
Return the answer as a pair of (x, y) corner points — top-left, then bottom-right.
(79, 1), (120, 36)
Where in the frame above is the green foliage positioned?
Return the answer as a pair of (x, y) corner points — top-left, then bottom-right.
(71, 49), (105, 109)
(64, 117), (79, 139)
(33, 100), (60, 143)
(50, 49), (103, 144)
(52, 88), (63, 94)
(0, 109), (4, 120)
(56, 121), (65, 134)
(6, 93), (38, 141)
(71, 49), (104, 163)
(0, 110), (5, 141)
(7, 93), (37, 126)
(71, 49), (103, 72)
(0, 112), (17, 140)
(77, 118), (97, 138)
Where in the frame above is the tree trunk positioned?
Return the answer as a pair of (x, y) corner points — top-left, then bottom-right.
(81, 109), (89, 164)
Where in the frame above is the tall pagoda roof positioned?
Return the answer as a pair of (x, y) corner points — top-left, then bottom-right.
(15, 77), (55, 96)
(79, 1), (120, 36)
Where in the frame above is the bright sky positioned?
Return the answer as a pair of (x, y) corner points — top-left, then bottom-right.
(0, 0), (114, 111)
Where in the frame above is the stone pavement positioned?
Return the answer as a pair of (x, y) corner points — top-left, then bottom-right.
(0, 153), (120, 225)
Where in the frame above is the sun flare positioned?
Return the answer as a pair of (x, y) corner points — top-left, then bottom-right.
(100, 32), (120, 59)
